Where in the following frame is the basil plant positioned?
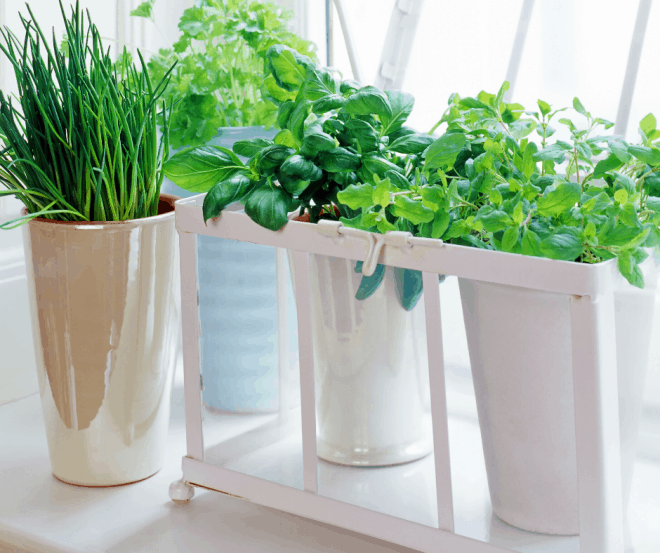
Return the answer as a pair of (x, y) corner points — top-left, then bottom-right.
(163, 44), (437, 308)
(336, 81), (660, 289)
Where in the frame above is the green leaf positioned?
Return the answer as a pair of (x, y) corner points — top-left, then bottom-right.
(261, 75), (297, 104)
(163, 145), (246, 192)
(355, 264), (386, 301)
(593, 153), (624, 178)
(387, 133), (435, 154)
(533, 144), (568, 163)
(421, 186), (443, 210)
(475, 206), (512, 232)
(302, 126), (335, 152)
(317, 147), (361, 172)
(372, 178), (391, 207)
(345, 119), (380, 152)
(424, 133), (466, 171)
(362, 154), (404, 179)
(342, 86), (392, 118)
(393, 268), (424, 310)
(337, 183), (375, 209)
(431, 210), (450, 239)
(380, 90), (415, 135)
(301, 68), (339, 101)
(538, 100), (551, 116)
(258, 145), (296, 173)
(628, 145), (660, 166)
(202, 174), (256, 223)
(539, 227), (584, 261)
(501, 226), (520, 251)
(391, 196), (434, 224)
(522, 228), (543, 257)
(243, 186), (291, 231)
(640, 113), (657, 139)
(312, 94), (347, 113)
(233, 138), (274, 159)
(522, 141), (539, 178)
(536, 182), (581, 217)
(130, 0), (155, 18)
(509, 119), (537, 139)
(288, 99), (313, 144)
(278, 155), (322, 196)
(274, 130), (297, 149)
(573, 97), (588, 117)
(598, 222), (649, 248)
(617, 250), (645, 288)
(266, 45), (311, 92)
(608, 138), (631, 163)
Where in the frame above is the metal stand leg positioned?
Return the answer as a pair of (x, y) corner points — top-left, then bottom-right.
(570, 293), (624, 553)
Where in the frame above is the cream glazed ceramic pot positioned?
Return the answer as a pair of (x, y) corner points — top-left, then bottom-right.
(292, 253), (433, 467)
(22, 194), (180, 486)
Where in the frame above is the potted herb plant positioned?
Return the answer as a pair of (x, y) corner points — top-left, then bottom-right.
(163, 44), (437, 466)
(131, 0), (317, 414)
(0, 1), (178, 486)
(333, 82), (660, 534)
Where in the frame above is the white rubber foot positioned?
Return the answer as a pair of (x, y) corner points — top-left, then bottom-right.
(169, 479), (195, 505)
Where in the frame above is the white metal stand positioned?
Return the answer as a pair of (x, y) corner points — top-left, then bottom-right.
(170, 195), (659, 553)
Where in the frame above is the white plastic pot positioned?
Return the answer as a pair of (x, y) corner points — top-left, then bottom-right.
(296, 254), (432, 467)
(459, 273), (657, 535)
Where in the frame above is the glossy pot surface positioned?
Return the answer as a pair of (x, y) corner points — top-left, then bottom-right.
(23, 194), (180, 486)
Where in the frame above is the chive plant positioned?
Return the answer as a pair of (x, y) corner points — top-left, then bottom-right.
(0, 1), (175, 228)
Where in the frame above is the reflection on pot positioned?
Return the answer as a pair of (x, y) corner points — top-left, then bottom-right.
(300, 254), (432, 467)
(23, 195), (180, 486)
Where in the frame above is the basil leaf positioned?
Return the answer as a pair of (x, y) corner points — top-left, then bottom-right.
(424, 133), (466, 171)
(536, 182), (581, 217)
(393, 268), (424, 311)
(301, 68), (339, 101)
(243, 186), (291, 231)
(287, 99), (313, 144)
(233, 138), (274, 158)
(345, 119), (380, 152)
(387, 133), (435, 154)
(381, 90), (414, 136)
(279, 154), (322, 181)
(260, 75), (297, 105)
(317, 147), (361, 172)
(391, 196), (434, 224)
(266, 45), (311, 92)
(362, 154), (404, 179)
(163, 145), (246, 192)
(342, 86), (392, 119)
(258, 145), (295, 173)
(202, 174), (255, 223)
(277, 101), (296, 129)
(302, 126), (336, 152)
(274, 130), (297, 149)
(312, 94), (347, 114)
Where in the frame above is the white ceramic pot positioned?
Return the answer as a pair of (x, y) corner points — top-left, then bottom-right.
(459, 274), (657, 534)
(23, 195), (180, 486)
(296, 254), (432, 467)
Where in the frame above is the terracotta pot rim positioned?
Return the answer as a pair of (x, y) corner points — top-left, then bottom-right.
(21, 193), (180, 227)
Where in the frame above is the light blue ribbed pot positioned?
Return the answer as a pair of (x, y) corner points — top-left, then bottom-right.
(162, 127), (299, 413)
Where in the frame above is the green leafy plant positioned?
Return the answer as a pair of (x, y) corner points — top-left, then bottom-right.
(0, 1), (174, 227)
(163, 43), (435, 308)
(131, 0), (316, 149)
(338, 82), (660, 289)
